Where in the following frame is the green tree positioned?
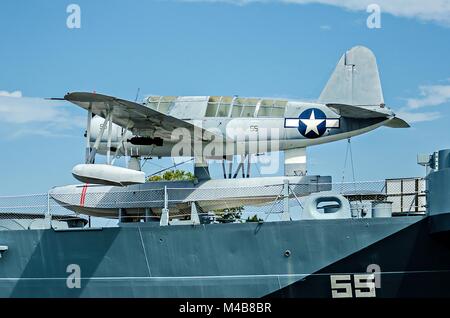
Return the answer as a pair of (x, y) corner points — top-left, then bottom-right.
(246, 214), (263, 222)
(146, 169), (197, 182)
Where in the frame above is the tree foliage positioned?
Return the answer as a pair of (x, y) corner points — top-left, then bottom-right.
(246, 214), (263, 222)
(146, 169), (197, 182)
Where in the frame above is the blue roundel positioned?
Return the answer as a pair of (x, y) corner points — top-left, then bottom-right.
(298, 108), (327, 139)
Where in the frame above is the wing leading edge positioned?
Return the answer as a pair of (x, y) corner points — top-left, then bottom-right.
(64, 92), (222, 142)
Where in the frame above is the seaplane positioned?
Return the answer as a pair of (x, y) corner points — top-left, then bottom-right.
(49, 46), (409, 221)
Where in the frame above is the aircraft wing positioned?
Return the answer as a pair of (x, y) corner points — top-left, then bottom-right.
(64, 92), (221, 141)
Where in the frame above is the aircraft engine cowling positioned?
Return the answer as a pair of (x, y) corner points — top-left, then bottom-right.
(89, 115), (123, 143)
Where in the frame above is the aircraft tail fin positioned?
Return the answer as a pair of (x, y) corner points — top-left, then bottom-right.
(318, 46), (384, 107)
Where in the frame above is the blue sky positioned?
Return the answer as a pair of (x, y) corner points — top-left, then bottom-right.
(0, 0), (449, 195)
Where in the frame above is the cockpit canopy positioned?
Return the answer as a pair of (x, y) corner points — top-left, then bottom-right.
(144, 95), (289, 118)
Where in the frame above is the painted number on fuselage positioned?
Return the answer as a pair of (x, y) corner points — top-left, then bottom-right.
(330, 274), (376, 298)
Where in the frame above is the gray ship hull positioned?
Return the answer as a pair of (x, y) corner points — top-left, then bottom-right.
(2, 215), (447, 298)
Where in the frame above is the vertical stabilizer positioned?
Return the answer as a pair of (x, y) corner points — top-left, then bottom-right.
(318, 46), (384, 106)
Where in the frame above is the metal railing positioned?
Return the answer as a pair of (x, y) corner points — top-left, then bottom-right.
(0, 178), (426, 229)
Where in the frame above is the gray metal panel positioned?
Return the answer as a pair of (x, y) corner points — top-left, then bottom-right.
(0, 217), (421, 297)
(318, 46), (384, 106)
(327, 103), (390, 118)
(169, 96), (209, 119)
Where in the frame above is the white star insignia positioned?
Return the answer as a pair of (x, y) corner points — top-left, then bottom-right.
(300, 110), (325, 136)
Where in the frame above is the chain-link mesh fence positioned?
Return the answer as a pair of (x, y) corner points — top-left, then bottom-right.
(0, 177), (426, 229)
(0, 193), (88, 230)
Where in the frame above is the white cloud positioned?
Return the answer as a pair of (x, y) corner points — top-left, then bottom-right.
(396, 83), (450, 123)
(180, 0), (450, 26)
(406, 85), (450, 109)
(320, 24), (331, 30)
(288, 0), (450, 26)
(395, 110), (441, 123)
(0, 92), (85, 139)
(0, 90), (23, 98)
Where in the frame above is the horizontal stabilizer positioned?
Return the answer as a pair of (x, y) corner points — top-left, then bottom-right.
(384, 117), (410, 128)
(327, 103), (390, 118)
